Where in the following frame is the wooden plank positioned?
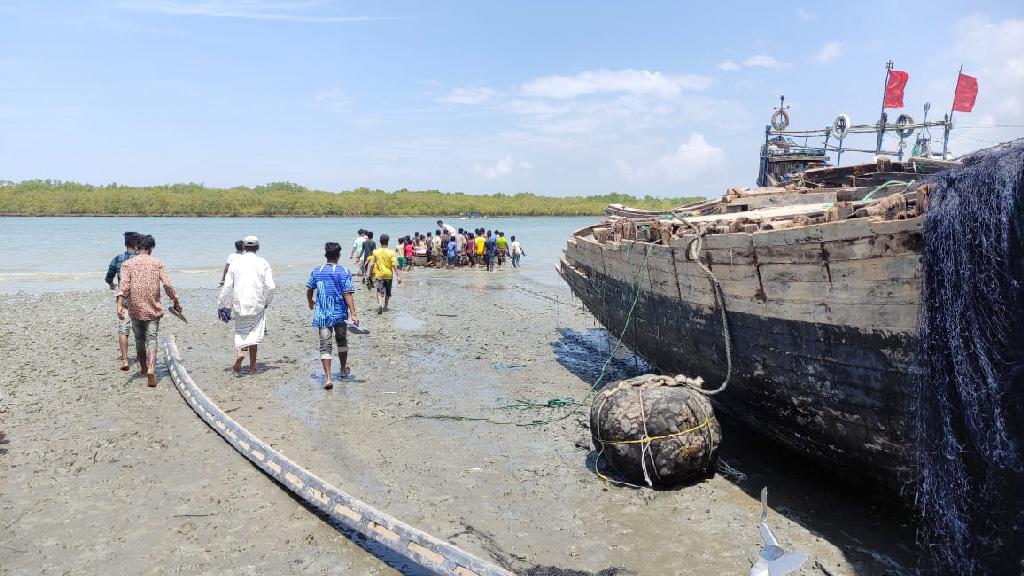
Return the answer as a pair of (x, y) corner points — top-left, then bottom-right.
(752, 219), (875, 247)
(761, 300), (919, 330)
(683, 202), (832, 224)
(733, 191), (838, 211)
(758, 278), (920, 305)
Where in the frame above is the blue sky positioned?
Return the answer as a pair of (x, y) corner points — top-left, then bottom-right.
(1, 1), (1022, 197)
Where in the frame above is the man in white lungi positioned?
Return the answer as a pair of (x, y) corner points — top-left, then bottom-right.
(218, 235), (275, 375)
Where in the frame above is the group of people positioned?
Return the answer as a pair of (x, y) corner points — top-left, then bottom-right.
(106, 231), (382, 390)
(351, 220), (526, 274)
(106, 219), (526, 390)
(107, 232), (278, 386)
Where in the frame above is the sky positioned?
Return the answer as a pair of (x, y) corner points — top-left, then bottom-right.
(1, 1), (1022, 198)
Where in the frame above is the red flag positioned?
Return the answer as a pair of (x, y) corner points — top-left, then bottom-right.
(953, 73), (978, 113)
(883, 70), (909, 109)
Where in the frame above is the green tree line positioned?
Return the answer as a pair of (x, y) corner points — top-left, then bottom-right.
(0, 180), (703, 217)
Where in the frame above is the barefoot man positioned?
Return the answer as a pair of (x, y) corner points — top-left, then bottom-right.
(306, 242), (359, 389)
(218, 236), (275, 375)
(117, 234), (182, 387)
(106, 231), (140, 370)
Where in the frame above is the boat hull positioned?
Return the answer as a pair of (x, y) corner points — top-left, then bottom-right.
(559, 220), (923, 490)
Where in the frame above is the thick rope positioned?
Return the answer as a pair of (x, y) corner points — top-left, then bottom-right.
(686, 227), (732, 395)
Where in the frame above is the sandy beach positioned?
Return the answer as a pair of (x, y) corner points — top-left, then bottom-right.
(0, 269), (913, 575)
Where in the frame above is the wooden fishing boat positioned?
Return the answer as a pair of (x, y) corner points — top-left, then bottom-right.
(559, 154), (959, 490)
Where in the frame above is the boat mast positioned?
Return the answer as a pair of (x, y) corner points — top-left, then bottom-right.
(942, 63), (962, 159)
(875, 60), (893, 155)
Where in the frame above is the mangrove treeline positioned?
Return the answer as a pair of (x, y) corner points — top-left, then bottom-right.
(0, 180), (704, 217)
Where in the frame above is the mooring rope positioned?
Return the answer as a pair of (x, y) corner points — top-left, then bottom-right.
(685, 227), (732, 396)
(161, 336), (514, 576)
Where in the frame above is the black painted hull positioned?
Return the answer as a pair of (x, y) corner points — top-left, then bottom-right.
(560, 256), (916, 491)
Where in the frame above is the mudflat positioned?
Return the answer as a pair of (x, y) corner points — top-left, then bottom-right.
(0, 270), (914, 575)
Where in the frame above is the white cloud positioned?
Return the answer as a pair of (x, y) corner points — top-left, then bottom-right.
(815, 41), (844, 63)
(742, 54), (789, 70)
(313, 89), (351, 112)
(954, 15), (1024, 122)
(119, 1), (388, 23)
(438, 87), (496, 105)
(616, 134), (725, 181)
(473, 156), (533, 179)
(718, 60), (741, 72)
(519, 69), (712, 99)
(797, 8), (815, 21)
(439, 67), (745, 148)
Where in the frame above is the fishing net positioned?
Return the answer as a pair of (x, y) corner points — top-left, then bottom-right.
(916, 141), (1024, 574)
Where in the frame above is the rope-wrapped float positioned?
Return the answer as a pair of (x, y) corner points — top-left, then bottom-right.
(591, 374), (721, 487)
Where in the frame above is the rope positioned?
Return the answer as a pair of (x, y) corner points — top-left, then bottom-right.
(859, 179), (913, 203)
(637, 388), (653, 487)
(598, 416), (716, 445)
(685, 227), (731, 395)
(498, 242), (655, 426)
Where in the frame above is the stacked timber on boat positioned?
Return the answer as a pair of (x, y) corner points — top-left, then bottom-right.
(559, 157), (953, 490)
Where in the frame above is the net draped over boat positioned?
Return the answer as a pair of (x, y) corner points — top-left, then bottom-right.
(916, 141), (1024, 574)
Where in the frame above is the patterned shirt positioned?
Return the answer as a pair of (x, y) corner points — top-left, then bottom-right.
(119, 254), (177, 321)
(306, 263), (355, 327)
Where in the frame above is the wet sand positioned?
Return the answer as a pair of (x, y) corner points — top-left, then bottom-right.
(0, 269), (914, 575)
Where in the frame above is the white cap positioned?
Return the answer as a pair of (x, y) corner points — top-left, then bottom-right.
(242, 235), (259, 246)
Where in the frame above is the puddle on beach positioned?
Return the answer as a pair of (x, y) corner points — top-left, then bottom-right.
(393, 310), (425, 332)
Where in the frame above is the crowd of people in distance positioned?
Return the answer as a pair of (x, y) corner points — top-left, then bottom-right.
(351, 220), (527, 277)
(105, 218), (523, 390)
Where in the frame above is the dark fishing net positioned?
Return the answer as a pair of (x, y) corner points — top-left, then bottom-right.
(915, 141), (1024, 574)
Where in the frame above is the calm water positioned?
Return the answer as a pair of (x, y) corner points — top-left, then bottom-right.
(0, 216), (596, 293)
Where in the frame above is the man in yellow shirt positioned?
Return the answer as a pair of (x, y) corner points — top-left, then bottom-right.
(367, 234), (401, 314)
(474, 232), (486, 259)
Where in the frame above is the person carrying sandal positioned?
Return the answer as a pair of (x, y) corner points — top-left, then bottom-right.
(117, 234), (182, 388)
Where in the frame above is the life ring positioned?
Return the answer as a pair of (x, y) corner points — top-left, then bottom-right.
(770, 109), (790, 131)
(831, 113), (851, 139)
(895, 114), (915, 139)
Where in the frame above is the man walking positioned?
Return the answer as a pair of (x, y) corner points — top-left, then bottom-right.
(510, 235), (526, 268)
(455, 228), (466, 266)
(219, 239), (244, 287)
(117, 235), (181, 387)
(218, 236), (275, 376)
(484, 230), (498, 272)
(106, 231), (140, 371)
(350, 229), (367, 263)
(496, 231), (509, 268)
(367, 234), (400, 313)
(360, 231), (376, 283)
(306, 242), (358, 390)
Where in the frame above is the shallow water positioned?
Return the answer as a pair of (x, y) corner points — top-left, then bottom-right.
(0, 216), (594, 293)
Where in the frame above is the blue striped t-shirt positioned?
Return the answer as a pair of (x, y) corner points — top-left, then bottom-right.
(306, 263), (355, 327)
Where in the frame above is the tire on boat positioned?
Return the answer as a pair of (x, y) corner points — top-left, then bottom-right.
(590, 374), (721, 487)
